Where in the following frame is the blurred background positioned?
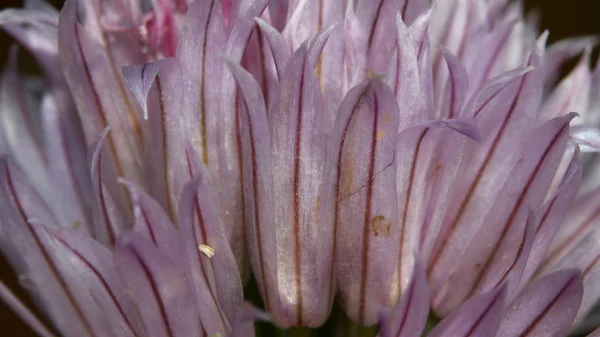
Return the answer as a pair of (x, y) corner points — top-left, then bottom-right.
(0, 0), (599, 336)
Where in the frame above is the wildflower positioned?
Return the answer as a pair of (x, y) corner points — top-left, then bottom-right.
(0, 0), (599, 336)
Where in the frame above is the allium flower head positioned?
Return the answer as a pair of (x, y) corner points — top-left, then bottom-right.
(0, 0), (600, 336)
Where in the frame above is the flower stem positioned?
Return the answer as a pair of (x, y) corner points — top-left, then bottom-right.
(346, 320), (377, 337)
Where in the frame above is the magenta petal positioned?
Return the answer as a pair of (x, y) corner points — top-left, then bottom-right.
(428, 286), (506, 337)
(332, 80), (400, 326)
(496, 269), (583, 337)
(114, 233), (202, 337)
(378, 256), (430, 337)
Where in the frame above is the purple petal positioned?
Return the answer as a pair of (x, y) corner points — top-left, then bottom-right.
(378, 256), (430, 337)
(495, 269), (583, 337)
(114, 233), (201, 337)
(268, 46), (330, 327)
(178, 169), (244, 333)
(428, 46), (544, 299)
(41, 93), (92, 234)
(89, 127), (128, 248)
(224, 59), (278, 316)
(122, 62), (161, 120)
(428, 287), (506, 337)
(437, 46), (468, 119)
(571, 125), (600, 152)
(59, 0), (147, 200)
(332, 80), (400, 325)
(433, 113), (575, 315)
(33, 224), (142, 337)
(0, 159), (103, 337)
(228, 303), (270, 337)
(518, 148), (581, 289)
(119, 179), (180, 262)
(395, 120), (477, 294)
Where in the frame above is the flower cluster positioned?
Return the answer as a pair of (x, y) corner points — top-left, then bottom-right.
(0, 0), (600, 336)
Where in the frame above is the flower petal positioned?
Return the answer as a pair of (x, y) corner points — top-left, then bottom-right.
(518, 148), (581, 289)
(89, 127), (128, 248)
(495, 269), (583, 337)
(332, 80), (399, 325)
(268, 46), (330, 327)
(433, 113), (575, 315)
(59, 0), (147, 200)
(114, 233), (202, 337)
(428, 286), (506, 337)
(436, 46), (468, 119)
(224, 59), (278, 316)
(178, 164), (244, 333)
(378, 256), (430, 337)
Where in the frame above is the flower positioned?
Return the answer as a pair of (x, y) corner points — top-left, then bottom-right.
(0, 0), (599, 336)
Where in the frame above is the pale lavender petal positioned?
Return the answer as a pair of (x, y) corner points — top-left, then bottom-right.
(32, 224), (143, 337)
(119, 179), (180, 262)
(496, 269), (583, 337)
(437, 46), (468, 119)
(59, 0), (147, 200)
(0, 158), (95, 337)
(218, 0), (270, 281)
(428, 45), (543, 298)
(122, 62), (161, 120)
(41, 93), (92, 233)
(395, 119), (477, 295)
(433, 113), (574, 315)
(428, 287), (506, 337)
(178, 157), (244, 332)
(114, 233), (201, 337)
(224, 59), (278, 315)
(378, 256), (430, 337)
(89, 128), (128, 248)
(518, 148), (581, 289)
(571, 125), (600, 152)
(268, 46), (330, 327)
(333, 80), (400, 325)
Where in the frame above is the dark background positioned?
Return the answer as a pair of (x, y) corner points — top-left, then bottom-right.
(0, 0), (599, 336)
